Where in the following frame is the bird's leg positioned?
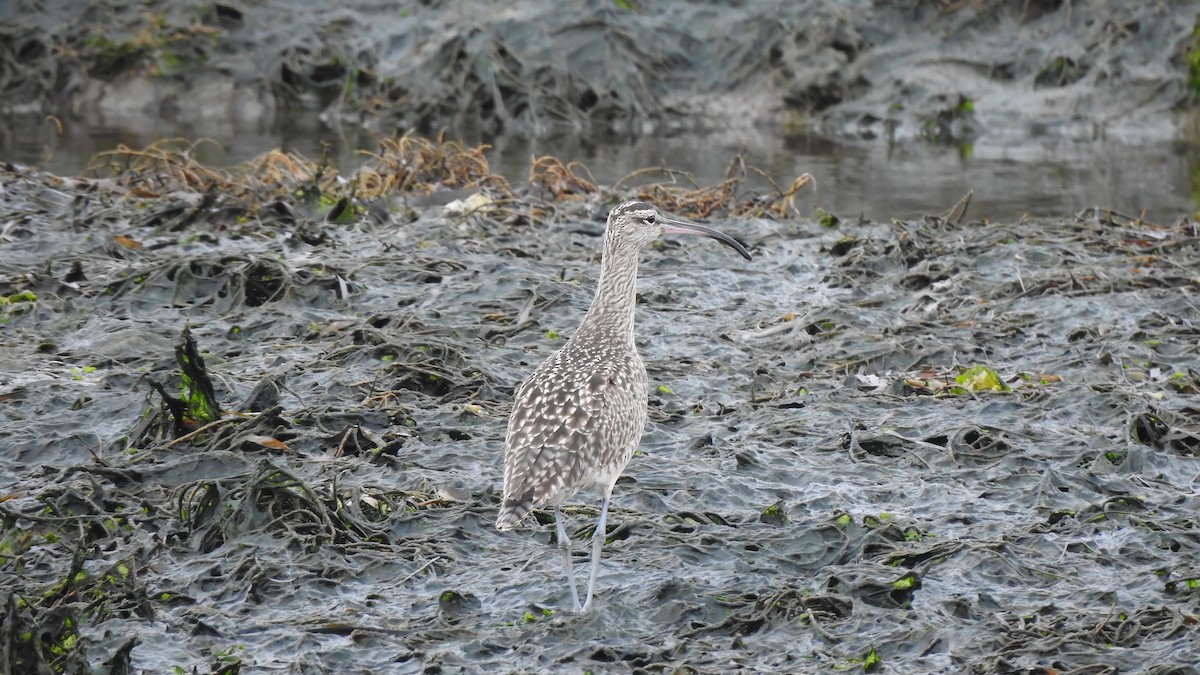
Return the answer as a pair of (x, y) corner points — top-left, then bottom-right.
(555, 505), (583, 612)
(581, 494), (611, 613)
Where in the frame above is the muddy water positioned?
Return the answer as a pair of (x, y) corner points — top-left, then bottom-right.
(3, 114), (1197, 225)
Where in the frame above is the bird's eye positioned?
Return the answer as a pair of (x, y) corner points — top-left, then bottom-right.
(644, 214), (656, 225)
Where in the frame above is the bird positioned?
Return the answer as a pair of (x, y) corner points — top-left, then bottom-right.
(495, 199), (752, 613)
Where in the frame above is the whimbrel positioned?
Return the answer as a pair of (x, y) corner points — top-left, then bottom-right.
(495, 200), (751, 613)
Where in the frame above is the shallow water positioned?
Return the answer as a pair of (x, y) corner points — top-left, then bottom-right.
(3, 114), (1197, 224)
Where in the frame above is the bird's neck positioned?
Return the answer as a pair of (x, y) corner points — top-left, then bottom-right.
(579, 244), (640, 342)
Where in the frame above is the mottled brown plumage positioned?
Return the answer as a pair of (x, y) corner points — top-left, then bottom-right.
(496, 200), (751, 612)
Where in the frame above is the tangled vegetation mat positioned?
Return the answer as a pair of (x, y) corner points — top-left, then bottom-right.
(1, 137), (1199, 673)
(2, 1), (1194, 140)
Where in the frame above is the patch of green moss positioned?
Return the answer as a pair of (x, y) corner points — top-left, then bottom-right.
(0, 290), (36, 304)
(952, 365), (1010, 394)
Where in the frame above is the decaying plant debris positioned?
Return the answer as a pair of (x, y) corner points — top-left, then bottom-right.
(1, 135), (1199, 673)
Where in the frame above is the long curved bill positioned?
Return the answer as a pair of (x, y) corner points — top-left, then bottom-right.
(661, 217), (753, 261)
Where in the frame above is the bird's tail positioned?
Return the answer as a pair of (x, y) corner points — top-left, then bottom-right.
(495, 488), (535, 531)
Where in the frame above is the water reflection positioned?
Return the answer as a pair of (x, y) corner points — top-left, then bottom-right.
(1, 113), (1195, 223)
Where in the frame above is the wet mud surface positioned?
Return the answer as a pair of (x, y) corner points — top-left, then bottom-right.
(2, 139), (1199, 673)
(2, 0), (1196, 140)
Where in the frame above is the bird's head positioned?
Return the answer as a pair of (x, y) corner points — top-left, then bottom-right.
(604, 200), (752, 261)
